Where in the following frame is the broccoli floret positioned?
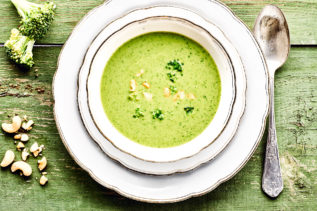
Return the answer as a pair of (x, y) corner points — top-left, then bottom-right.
(11, 0), (56, 40)
(4, 28), (35, 69)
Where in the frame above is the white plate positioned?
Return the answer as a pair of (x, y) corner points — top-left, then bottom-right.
(53, 0), (269, 203)
(78, 6), (246, 174)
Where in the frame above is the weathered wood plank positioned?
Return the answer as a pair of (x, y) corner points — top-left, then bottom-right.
(0, 45), (316, 209)
(0, 0), (316, 45)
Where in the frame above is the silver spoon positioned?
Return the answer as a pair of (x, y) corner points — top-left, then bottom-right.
(253, 5), (290, 198)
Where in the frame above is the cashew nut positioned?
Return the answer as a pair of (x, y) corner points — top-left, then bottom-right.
(40, 175), (48, 186)
(179, 91), (186, 99)
(0, 150), (15, 167)
(136, 69), (144, 77)
(142, 82), (150, 89)
(30, 142), (38, 153)
(14, 134), (22, 140)
(164, 87), (171, 97)
(11, 161), (32, 176)
(21, 148), (29, 161)
(20, 134), (29, 142)
(187, 93), (196, 100)
(16, 142), (25, 151)
(38, 145), (45, 156)
(30, 142), (43, 157)
(130, 79), (137, 92)
(38, 156), (47, 171)
(22, 120), (34, 131)
(1, 116), (22, 133)
(143, 92), (153, 101)
(173, 91), (186, 101)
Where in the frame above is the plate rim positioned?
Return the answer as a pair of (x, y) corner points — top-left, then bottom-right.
(53, 0), (269, 203)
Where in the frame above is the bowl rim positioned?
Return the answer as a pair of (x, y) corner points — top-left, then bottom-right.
(86, 15), (236, 163)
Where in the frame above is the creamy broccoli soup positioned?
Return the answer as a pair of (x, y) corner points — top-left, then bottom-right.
(100, 32), (221, 148)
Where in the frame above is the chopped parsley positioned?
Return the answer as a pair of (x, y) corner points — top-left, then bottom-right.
(184, 107), (194, 114)
(167, 72), (177, 83)
(133, 108), (144, 118)
(165, 59), (184, 83)
(169, 85), (177, 94)
(166, 59), (183, 72)
(152, 109), (164, 120)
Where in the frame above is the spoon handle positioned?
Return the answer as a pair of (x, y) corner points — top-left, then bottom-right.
(262, 76), (283, 197)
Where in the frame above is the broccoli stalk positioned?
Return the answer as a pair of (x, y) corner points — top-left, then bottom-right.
(11, 0), (56, 40)
(5, 28), (35, 69)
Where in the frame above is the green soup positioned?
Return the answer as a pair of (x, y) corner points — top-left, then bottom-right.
(100, 32), (221, 148)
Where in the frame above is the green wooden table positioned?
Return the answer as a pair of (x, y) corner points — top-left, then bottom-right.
(0, 0), (316, 210)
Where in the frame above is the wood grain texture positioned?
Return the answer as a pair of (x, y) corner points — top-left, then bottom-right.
(0, 0), (316, 209)
(0, 0), (316, 44)
(0, 45), (316, 209)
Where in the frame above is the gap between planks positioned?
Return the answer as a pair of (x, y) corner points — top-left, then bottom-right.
(0, 43), (63, 47)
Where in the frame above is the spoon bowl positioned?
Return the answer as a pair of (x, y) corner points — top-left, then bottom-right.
(254, 5), (290, 72)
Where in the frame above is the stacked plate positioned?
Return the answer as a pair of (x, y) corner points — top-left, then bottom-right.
(53, 0), (269, 203)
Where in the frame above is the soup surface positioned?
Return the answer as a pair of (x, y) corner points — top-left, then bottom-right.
(100, 32), (221, 148)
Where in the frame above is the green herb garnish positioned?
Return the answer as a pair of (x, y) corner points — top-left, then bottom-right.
(152, 109), (164, 120)
(167, 72), (177, 83)
(184, 107), (194, 114)
(167, 59), (183, 72)
(133, 108), (144, 118)
(165, 60), (184, 83)
(170, 85), (177, 94)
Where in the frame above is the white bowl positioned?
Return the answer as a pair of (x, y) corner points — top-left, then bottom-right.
(87, 16), (235, 163)
(78, 6), (246, 175)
